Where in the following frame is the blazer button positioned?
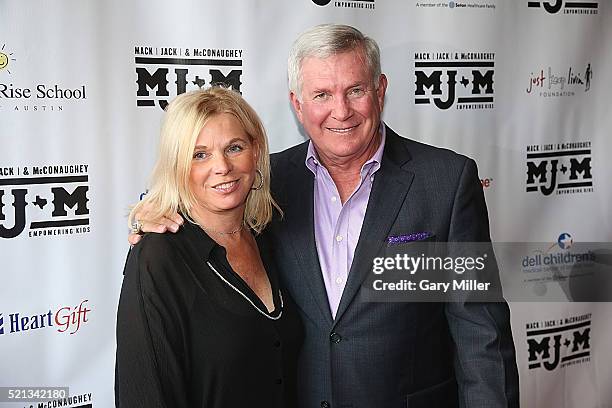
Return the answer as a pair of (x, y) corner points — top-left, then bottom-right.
(320, 401), (330, 408)
(273, 340), (281, 348)
(330, 332), (342, 344)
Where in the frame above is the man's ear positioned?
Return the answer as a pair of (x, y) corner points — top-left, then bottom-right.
(376, 74), (388, 110)
(289, 91), (304, 124)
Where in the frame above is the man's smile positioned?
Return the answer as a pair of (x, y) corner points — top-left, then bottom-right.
(326, 125), (359, 133)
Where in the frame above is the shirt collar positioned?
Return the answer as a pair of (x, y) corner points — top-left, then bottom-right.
(180, 213), (219, 260)
(305, 122), (386, 175)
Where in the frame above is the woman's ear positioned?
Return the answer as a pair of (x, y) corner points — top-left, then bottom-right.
(252, 139), (260, 164)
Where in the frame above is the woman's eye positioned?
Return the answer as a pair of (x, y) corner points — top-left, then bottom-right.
(228, 144), (244, 153)
(193, 151), (208, 160)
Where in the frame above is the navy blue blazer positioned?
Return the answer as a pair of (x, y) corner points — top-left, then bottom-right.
(265, 126), (519, 408)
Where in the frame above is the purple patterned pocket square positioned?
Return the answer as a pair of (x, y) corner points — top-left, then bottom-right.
(387, 232), (433, 245)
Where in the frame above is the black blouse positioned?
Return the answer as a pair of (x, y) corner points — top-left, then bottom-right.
(115, 221), (303, 408)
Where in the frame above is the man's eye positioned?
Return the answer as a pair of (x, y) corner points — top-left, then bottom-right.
(313, 92), (329, 101)
(349, 88), (365, 97)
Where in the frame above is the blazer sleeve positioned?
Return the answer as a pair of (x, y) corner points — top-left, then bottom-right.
(115, 237), (192, 408)
(444, 158), (520, 408)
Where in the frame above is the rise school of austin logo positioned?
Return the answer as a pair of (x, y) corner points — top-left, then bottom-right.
(0, 164), (90, 239)
(526, 313), (591, 371)
(525, 142), (592, 196)
(0, 44), (17, 75)
(135, 46), (243, 110)
(0, 44), (87, 112)
(414, 51), (495, 110)
(527, 0), (598, 14)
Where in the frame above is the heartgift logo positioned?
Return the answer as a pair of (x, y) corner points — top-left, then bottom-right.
(1, 299), (92, 337)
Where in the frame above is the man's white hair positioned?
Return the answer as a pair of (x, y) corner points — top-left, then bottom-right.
(287, 24), (381, 99)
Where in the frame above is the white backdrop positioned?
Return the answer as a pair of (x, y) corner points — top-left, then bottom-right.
(1, 1), (611, 407)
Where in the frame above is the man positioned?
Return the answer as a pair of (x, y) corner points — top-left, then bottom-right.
(132, 24), (519, 408)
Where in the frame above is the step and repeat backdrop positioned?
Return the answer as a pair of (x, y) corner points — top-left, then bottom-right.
(1, 1), (611, 407)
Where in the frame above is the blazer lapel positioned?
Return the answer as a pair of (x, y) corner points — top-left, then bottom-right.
(333, 129), (415, 324)
(282, 152), (334, 325)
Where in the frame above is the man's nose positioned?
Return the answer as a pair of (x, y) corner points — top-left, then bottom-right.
(331, 95), (352, 121)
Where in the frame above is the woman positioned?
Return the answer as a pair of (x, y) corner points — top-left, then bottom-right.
(115, 87), (302, 407)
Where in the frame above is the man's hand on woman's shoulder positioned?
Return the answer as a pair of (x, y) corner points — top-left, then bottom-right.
(128, 202), (184, 245)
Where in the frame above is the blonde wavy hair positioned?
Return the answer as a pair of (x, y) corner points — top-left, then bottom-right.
(129, 87), (279, 234)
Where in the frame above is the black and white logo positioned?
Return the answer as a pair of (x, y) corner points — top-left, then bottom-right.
(526, 142), (592, 196)
(135, 46), (243, 110)
(526, 313), (591, 371)
(0, 164), (90, 239)
(415, 51), (495, 110)
(311, 0), (375, 10)
(527, 0), (598, 15)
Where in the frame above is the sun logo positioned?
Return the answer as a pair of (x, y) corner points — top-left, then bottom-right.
(0, 44), (17, 74)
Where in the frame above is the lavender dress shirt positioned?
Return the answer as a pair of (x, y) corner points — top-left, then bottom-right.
(305, 126), (386, 317)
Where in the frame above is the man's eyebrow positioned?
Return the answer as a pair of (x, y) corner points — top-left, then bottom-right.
(311, 82), (366, 93)
(310, 88), (329, 94)
(348, 81), (367, 88)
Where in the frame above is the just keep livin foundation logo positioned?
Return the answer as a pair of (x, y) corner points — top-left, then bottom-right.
(0, 44), (17, 75)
